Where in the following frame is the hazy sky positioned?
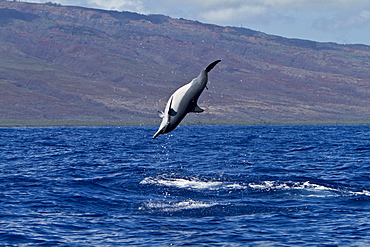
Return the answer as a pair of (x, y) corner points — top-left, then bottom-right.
(26, 0), (370, 45)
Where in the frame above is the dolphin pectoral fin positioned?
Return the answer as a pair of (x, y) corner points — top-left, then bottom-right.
(165, 96), (177, 117)
(190, 104), (204, 113)
(169, 108), (177, 116)
(157, 111), (164, 118)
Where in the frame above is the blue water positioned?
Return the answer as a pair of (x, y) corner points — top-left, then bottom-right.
(1, 125), (370, 246)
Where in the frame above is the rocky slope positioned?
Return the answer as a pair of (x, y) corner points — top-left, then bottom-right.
(1, 1), (370, 126)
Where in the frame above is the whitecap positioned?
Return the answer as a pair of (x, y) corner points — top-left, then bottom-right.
(248, 181), (343, 198)
(139, 199), (217, 212)
(140, 176), (244, 190)
(349, 190), (370, 196)
(248, 181), (291, 191)
(140, 177), (221, 189)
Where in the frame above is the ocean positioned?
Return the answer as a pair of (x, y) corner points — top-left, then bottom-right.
(1, 125), (369, 246)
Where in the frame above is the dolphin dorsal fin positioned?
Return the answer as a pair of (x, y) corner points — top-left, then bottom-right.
(190, 104), (204, 113)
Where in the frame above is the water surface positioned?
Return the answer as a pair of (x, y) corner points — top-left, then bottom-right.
(1, 125), (369, 246)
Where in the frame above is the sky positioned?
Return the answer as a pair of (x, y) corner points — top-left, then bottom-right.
(26, 0), (370, 45)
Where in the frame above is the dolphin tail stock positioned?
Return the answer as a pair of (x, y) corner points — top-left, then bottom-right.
(205, 60), (221, 73)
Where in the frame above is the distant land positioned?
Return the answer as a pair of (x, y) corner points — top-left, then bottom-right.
(1, 1), (370, 127)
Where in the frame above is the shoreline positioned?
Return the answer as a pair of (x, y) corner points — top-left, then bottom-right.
(1, 119), (370, 127)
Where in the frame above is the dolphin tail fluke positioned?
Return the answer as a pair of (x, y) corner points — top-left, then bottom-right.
(205, 60), (221, 73)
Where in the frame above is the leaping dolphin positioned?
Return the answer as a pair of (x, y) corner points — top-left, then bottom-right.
(152, 60), (221, 139)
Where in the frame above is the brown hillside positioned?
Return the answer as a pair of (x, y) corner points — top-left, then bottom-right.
(1, 1), (370, 126)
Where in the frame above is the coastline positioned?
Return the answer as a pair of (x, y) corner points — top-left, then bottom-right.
(1, 119), (370, 128)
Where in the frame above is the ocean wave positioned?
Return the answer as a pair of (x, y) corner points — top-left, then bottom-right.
(248, 181), (370, 198)
(141, 177), (370, 199)
(349, 190), (370, 196)
(139, 199), (217, 212)
(248, 181), (336, 192)
(140, 176), (244, 190)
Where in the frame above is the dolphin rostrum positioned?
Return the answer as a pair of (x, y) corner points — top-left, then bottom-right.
(152, 60), (221, 139)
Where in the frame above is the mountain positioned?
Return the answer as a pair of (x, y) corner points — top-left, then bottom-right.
(1, 1), (370, 126)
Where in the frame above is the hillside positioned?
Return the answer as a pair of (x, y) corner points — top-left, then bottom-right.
(1, 1), (370, 126)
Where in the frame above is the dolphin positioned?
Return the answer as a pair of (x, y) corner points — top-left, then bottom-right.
(152, 60), (221, 139)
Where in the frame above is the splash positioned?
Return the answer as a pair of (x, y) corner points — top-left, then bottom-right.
(139, 199), (217, 212)
(248, 181), (337, 192)
(140, 176), (244, 190)
(141, 176), (370, 199)
(248, 181), (370, 198)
